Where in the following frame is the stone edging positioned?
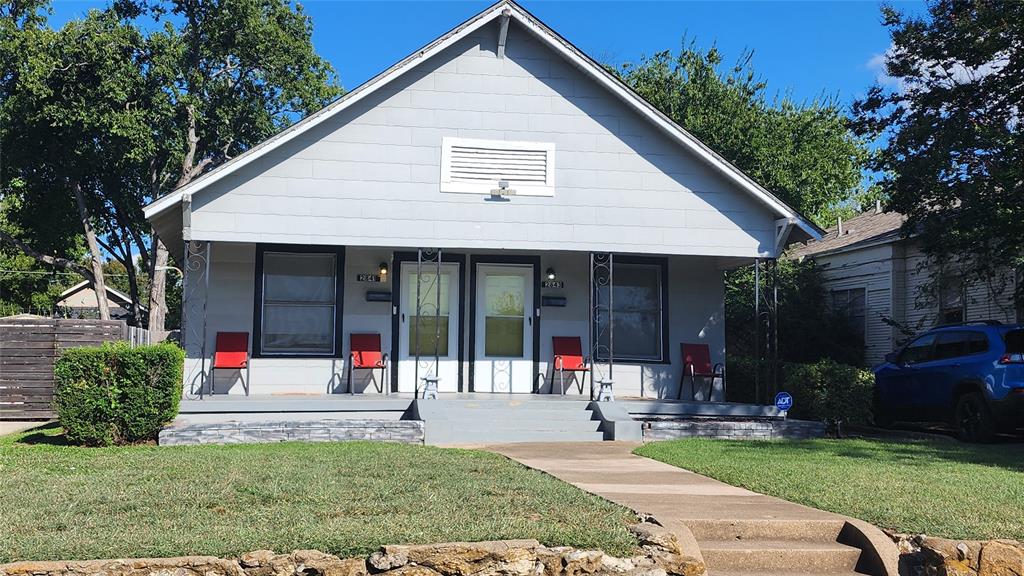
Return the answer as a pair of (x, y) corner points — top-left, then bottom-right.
(888, 532), (1024, 576)
(158, 419), (425, 445)
(0, 523), (706, 576)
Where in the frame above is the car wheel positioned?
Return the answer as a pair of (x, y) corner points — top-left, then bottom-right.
(873, 386), (894, 428)
(954, 392), (996, 443)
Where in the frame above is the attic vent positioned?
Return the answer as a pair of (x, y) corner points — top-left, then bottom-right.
(441, 137), (555, 196)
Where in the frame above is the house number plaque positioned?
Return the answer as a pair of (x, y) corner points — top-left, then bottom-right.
(541, 280), (564, 289)
(357, 274), (382, 283)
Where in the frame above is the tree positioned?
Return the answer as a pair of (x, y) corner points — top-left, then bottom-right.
(852, 0), (1024, 309)
(1, 7), (151, 319)
(616, 43), (873, 227)
(0, 0), (341, 330)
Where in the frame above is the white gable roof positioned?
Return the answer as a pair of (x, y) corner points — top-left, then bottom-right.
(142, 0), (822, 240)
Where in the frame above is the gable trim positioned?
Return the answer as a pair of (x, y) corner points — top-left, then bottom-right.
(142, 0), (822, 241)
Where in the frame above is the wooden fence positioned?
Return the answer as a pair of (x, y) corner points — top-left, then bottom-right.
(0, 317), (150, 420)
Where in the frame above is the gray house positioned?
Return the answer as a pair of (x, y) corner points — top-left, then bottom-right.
(790, 207), (1022, 367)
(145, 0), (820, 402)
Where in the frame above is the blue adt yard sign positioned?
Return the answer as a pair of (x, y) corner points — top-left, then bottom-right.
(775, 392), (793, 413)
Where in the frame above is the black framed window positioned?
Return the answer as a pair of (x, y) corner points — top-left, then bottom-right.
(831, 288), (866, 341)
(594, 257), (669, 363)
(939, 274), (965, 324)
(254, 245), (345, 357)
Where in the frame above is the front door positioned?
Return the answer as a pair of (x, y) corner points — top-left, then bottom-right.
(474, 264), (534, 393)
(398, 263), (460, 394)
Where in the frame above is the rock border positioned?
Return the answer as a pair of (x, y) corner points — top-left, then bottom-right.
(0, 523), (706, 576)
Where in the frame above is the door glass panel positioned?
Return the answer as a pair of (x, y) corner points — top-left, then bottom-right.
(407, 273), (450, 357)
(409, 316), (450, 356)
(934, 331), (968, 360)
(484, 274), (525, 358)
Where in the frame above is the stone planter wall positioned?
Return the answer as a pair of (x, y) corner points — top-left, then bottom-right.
(890, 533), (1024, 576)
(0, 524), (705, 576)
(641, 418), (825, 441)
(158, 419), (425, 446)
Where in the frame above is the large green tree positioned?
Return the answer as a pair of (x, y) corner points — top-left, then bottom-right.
(616, 44), (873, 227)
(853, 0), (1024, 308)
(0, 0), (341, 329)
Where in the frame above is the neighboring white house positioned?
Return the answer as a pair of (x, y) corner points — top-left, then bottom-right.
(55, 280), (142, 321)
(790, 207), (1022, 367)
(144, 0), (821, 401)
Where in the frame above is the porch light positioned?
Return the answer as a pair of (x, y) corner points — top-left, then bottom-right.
(379, 262), (389, 277)
(546, 268), (556, 280)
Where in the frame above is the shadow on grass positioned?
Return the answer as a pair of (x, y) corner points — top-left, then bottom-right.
(10, 422), (73, 446)
(718, 435), (1024, 474)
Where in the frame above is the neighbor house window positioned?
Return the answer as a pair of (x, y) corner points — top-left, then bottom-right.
(831, 288), (866, 341)
(594, 258), (668, 362)
(939, 274), (965, 324)
(256, 248), (343, 356)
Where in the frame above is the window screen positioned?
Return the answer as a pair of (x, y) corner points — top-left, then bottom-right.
(594, 263), (664, 361)
(261, 252), (337, 355)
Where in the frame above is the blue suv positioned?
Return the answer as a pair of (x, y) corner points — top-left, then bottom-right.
(873, 322), (1024, 442)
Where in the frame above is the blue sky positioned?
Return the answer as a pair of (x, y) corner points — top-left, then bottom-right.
(47, 0), (927, 110)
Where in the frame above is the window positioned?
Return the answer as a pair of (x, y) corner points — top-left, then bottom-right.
(256, 248), (343, 356)
(939, 273), (965, 324)
(594, 259), (668, 362)
(440, 137), (555, 197)
(899, 333), (937, 364)
(831, 288), (866, 341)
(934, 331), (969, 360)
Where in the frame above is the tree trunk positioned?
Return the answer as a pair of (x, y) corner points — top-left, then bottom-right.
(148, 233), (169, 335)
(72, 181), (111, 320)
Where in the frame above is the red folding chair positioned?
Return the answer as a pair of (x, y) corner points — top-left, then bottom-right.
(212, 332), (250, 395)
(551, 336), (589, 395)
(680, 343), (724, 401)
(348, 333), (389, 395)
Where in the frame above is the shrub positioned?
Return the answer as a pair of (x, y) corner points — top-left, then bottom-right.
(53, 341), (184, 446)
(725, 356), (873, 426)
(782, 359), (874, 426)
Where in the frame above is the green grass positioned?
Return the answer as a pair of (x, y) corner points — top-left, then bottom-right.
(635, 438), (1024, 541)
(0, 425), (637, 562)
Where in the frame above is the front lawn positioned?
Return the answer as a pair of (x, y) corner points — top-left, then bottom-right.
(636, 438), (1024, 541)
(0, 425), (636, 562)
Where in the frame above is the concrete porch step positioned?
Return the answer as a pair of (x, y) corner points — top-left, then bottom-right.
(686, 519), (847, 542)
(454, 430), (606, 444)
(442, 407), (597, 420)
(445, 420), (603, 433)
(699, 539), (862, 573)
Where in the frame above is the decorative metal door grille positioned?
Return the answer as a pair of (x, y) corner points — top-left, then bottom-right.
(413, 248), (443, 398)
(589, 252), (614, 400)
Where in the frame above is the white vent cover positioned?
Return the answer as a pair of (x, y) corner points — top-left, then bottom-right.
(441, 137), (555, 196)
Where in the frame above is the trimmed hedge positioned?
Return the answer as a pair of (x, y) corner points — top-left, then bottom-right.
(726, 356), (874, 426)
(53, 341), (185, 446)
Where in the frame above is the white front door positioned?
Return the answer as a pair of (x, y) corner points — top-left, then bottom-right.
(474, 264), (534, 393)
(398, 263), (460, 394)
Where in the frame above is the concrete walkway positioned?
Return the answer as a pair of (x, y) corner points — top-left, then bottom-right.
(0, 421), (47, 437)
(486, 442), (898, 576)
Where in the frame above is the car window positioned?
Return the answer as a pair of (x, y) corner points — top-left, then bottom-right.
(965, 331), (989, 355)
(899, 333), (937, 364)
(1005, 329), (1024, 353)
(934, 331), (968, 360)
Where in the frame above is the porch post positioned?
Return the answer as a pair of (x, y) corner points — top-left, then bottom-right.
(589, 252), (614, 401)
(754, 258), (761, 405)
(181, 239), (211, 399)
(414, 248), (442, 398)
